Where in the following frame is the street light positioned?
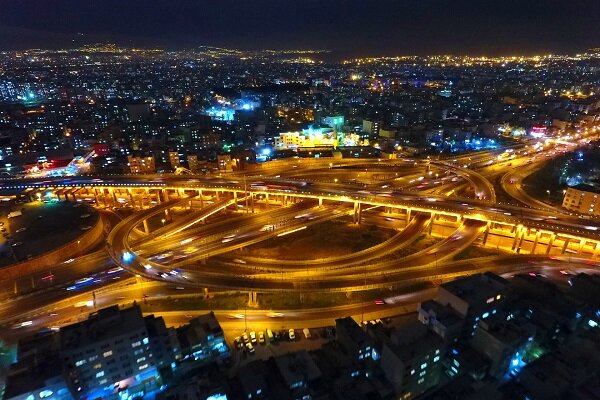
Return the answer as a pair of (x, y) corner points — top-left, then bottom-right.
(161, 218), (166, 226)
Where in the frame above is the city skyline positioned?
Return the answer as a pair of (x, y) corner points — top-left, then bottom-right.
(1, 0), (600, 56)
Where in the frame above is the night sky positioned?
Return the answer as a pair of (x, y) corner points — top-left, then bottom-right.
(1, 0), (599, 56)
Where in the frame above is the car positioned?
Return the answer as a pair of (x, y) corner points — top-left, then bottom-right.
(374, 299), (386, 305)
(16, 227), (26, 233)
(288, 329), (296, 341)
(242, 332), (250, 344)
(266, 312), (284, 318)
(245, 342), (255, 354)
(81, 225), (92, 231)
(258, 331), (265, 344)
(11, 241), (23, 247)
(234, 336), (243, 349)
(250, 331), (257, 344)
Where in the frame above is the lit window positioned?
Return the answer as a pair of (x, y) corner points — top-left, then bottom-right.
(132, 341), (141, 348)
(142, 337), (149, 345)
(433, 356), (440, 362)
(75, 359), (86, 367)
(96, 371), (104, 378)
(418, 378), (424, 384)
(93, 363), (102, 369)
(103, 351), (113, 357)
(138, 364), (148, 370)
(39, 390), (53, 398)
(421, 362), (427, 370)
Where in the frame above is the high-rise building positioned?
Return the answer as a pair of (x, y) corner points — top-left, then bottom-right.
(127, 154), (155, 174)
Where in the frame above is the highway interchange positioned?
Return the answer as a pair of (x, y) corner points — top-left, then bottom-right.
(1, 132), (600, 343)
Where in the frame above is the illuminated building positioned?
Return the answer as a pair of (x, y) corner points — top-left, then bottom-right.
(562, 186), (600, 216)
(322, 115), (345, 130)
(362, 119), (380, 136)
(381, 320), (444, 398)
(127, 154), (156, 174)
(205, 107), (235, 122)
(275, 127), (362, 149)
(168, 151), (181, 169)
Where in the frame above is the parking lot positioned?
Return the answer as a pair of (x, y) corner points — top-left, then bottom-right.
(230, 326), (334, 367)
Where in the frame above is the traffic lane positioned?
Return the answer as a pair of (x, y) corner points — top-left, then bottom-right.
(216, 213), (430, 270)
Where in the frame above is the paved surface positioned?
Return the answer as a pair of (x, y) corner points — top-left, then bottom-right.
(0, 201), (98, 265)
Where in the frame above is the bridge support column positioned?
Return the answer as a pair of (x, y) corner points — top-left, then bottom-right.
(530, 231), (541, 254)
(94, 188), (100, 206)
(248, 292), (259, 307)
(516, 231), (527, 254)
(577, 239), (586, 254)
(110, 188), (118, 206)
(102, 188), (109, 207)
(561, 238), (570, 254)
(593, 242), (600, 259)
(406, 208), (411, 223)
(251, 194), (255, 213)
(127, 189), (134, 206)
(511, 227), (522, 251)
(482, 222), (491, 245)
(143, 219), (150, 234)
(353, 202), (362, 224)
(215, 191), (220, 201)
(545, 233), (556, 254)
(198, 190), (203, 207)
(318, 197), (323, 207)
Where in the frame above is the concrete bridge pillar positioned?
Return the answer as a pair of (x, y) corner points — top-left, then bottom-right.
(110, 188), (118, 206)
(318, 197), (323, 207)
(516, 230), (526, 254)
(592, 242), (600, 259)
(127, 189), (134, 206)
(406, 208), (411, 223)
(545, 233), (556, 254)
(577, 239), (586, 254)
(482, 222), (491, 245)
(94, 188), (100, 206)
(561, 238), (570, 254)
(511, 227), (522, 251)
(215, 190), (220, 201)
(248, 292), (259, 308)
(530, 231), (541, 254)
(353, 202), (362, 224)
(143, 219), (150, 234)
(199, 190), (204, 207)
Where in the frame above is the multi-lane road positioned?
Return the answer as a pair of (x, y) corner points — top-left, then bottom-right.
(0, 134), (599, 343)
